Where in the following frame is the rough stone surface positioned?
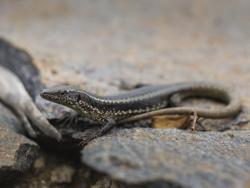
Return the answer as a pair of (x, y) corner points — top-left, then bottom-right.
(0, 95), (39, 183)
(12, 151), (103, 188)
(0, 126), (39, 183)
(82, 128), (250, 188)
(0, 102), (24, 135)
(0, 65), (39, 184)
(50, 165), (75, 184)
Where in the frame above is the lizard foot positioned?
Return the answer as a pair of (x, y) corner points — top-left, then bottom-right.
(57, 111), (79, 128)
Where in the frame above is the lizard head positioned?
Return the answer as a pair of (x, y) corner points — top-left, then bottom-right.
(40, 86), (107, 122)
(41, 86), (79, 105)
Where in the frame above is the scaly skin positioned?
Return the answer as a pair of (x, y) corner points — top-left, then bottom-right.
(41, 82), (241, 121)
(40, 82), (241, 144)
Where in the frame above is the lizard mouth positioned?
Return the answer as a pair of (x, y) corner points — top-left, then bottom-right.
(40, 89), (59, 101)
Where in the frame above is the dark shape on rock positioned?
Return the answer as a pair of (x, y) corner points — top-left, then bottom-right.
(0, 126), (39, 183)
(0, 38), (43, 100)
(82, 128), (250, 188)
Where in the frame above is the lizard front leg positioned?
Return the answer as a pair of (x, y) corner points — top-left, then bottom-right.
(80, 119), (116, 146)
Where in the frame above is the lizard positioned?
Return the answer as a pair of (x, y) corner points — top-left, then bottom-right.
(40, 81), (241, 144)
(0, 66), (61, 140)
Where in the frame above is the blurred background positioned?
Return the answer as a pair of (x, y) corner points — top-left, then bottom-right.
(0, 0), (249, 94)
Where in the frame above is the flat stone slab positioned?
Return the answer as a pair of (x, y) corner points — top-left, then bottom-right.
(82, 128), (250, 188)
(0, 126), (39, 183)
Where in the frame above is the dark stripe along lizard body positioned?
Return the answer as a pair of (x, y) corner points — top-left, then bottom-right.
(41, 81), (241, 144)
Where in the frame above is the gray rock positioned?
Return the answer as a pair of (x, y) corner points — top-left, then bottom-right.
(0, 126), (39, 183)
(82, 128), (250, 188)
(0, 37), (73, 124)
(0, 37), (78, 143)
(90, 177), (119, 188)
(0, 102), (24, 135)
(0, 79), (39, 184)
(0, 38), (43, 100)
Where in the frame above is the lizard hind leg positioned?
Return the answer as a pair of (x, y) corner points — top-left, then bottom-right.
(170, 93), (199, 131)
(191, 111), (198, 131)
(188, 112), (209, 131)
